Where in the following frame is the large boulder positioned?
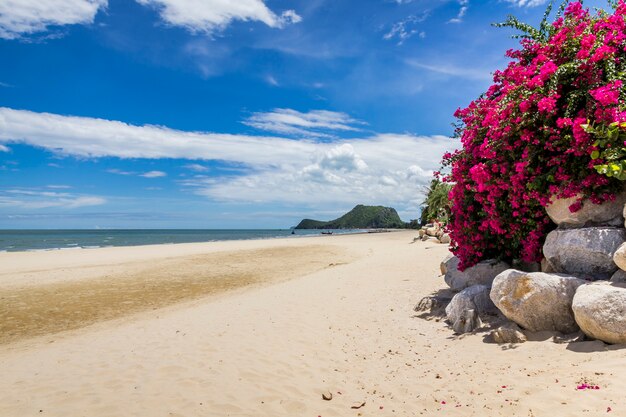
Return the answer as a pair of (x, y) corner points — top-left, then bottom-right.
(572, 283), (626, 344)
(444, 258), (510, 292)
(543, 227), (626, 280)
(440, 233), (451, 244)
(490, 270), (586, 333)
(445, 284), (497, 324)
(545, 191), (626, 228)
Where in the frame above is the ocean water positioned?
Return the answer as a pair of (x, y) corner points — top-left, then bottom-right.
(0, 229), (364, 252)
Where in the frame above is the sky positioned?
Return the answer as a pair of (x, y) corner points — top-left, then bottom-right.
(0, 0), (613, 229)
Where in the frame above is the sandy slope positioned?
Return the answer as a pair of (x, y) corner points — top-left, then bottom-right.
(1, 231), (625, 417)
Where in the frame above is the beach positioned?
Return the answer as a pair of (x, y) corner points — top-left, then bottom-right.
(1, 230), (625, 417)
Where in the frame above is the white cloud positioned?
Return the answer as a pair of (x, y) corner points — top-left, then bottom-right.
(384, 13), (429, 45)
(107, 168), (167, 178)
(46, 184), (72, 189)
(0, 0), (107, 40)
(140, 170), (167, 178)
(448, 0), (468, 24)
(0, 189), (106, 209)
(243, 108), (366, 137)
(0, 82), (12, 88)
(505, 0), (547, 6)
(0, 107), (457, 209)
(406, 59), (492, 81)
(135, 0), (301, 34)
(0, 144), (9, 152)
(184, 163), (208, 172)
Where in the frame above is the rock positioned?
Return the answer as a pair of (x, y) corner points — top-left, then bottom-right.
(451, 309), (482, 334)
(418, 229), (426, 238)
(426, 237), (440, 243)
(445, 285), (497, 324)
(421, 235), (430, 241)
(610, 269), (626, 283)
(543, 227), (625, 280)
(440, 233), (451, 244)
(322, 391), (333, 401)
(512, 259), (541, 273)
(491, 322), (527, 344)
(414, 295), (451, 316)
(440, 253), (455, 275)
(546, 191), (626, 228)
(572, 282), (626, 344)
(444, 258), (510, 292)
(426, 227), (439, 237)
(490, 270), (586, 333)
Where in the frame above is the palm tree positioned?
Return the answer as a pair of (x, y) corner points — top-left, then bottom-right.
(419, 179), (452, 225)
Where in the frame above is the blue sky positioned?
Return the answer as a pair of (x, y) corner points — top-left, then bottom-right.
(0, 0), (611, 228)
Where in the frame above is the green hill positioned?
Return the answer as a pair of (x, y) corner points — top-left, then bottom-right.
(295, 205), (406, 229)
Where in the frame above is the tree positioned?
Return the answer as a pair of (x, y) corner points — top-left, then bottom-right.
(419, 179), (452, 225)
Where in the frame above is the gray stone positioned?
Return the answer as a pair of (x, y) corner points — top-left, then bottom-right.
(440, 233), (451, 244)
(491, 323), (527, 344)
(610, 269), (626, 283)
(572, 282), (626, 344)
(444, 258), (510, 292)
(418, 229), (426, 238)
(451, 309), (482, 334)
(552, 331), (586, 344)
(543, 227), (626, 280)
(490, 270), (586, 333)
(445, 284), (497, 324)
(545, 191), (626, 228)
(414, 295), (451, 316)
(421, 235), (429, 241)
(440, 253), (455, 275)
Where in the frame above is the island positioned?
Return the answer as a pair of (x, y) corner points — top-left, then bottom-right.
(295, 204), (406, 229)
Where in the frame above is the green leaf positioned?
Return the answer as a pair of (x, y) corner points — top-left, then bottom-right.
(591, 150), (600, 159)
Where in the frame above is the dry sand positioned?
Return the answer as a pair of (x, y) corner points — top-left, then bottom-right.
(0, 231), (625, 416)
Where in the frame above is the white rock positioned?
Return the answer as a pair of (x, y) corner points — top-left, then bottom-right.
(444, 258), (510, 292)
(543, 227), (625, 280)
(440, 233), (451, 244)
(490, 270), (586, 333)
(546, 191), (626, 227)
(446, 284), (497, 325)
(426, 227), (439, 237)
(572, 283), (626, 344)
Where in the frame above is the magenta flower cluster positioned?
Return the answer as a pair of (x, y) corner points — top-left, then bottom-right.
(442, 2), (626, 270)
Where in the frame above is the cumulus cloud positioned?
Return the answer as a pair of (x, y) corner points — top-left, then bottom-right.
(0, 107), (456, 209)
(0, 0), (107, 39)
(243, 108), (366, 137)
(0, 189), (106, 209)
(135, 0), (301, 34)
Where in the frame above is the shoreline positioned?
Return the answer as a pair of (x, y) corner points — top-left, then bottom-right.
(2, 230), (625, 417)
(0, 228), (394, 254)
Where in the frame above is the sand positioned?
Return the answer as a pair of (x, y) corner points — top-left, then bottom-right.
(0, 231), (625, 416)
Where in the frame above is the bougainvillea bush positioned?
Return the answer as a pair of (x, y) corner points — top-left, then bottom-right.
(442, 1), (626, 270)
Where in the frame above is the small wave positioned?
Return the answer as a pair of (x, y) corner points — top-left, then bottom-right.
(81, 245), (101, 249)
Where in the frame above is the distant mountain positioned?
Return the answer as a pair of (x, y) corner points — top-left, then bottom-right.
(295, 205), (406, 229)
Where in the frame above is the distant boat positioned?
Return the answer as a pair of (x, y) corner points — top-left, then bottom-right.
(321, 231), (333, 235)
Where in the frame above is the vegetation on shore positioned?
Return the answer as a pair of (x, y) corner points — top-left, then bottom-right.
(295, 204), (406, 229)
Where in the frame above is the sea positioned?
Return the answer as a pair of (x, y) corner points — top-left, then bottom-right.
(0, 229), (365, 252)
